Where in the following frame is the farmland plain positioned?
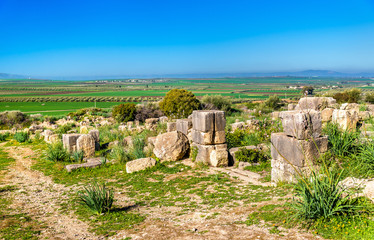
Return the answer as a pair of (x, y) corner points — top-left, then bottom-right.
(0, 77), (372, 115)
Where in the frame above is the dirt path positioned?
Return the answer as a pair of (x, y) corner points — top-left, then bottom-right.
(1, 145), (323, 240)
(2, 145), (102, 240)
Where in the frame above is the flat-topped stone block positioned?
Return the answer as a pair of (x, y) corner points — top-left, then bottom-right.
(280, 110), (322, 140)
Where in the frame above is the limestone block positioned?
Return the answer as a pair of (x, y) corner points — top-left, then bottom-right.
(340, 103), (359, 112)
(167, 122), (177, 132)
(288, 104), (296, 111)
(210, 144), (228, 167)
(159, 116), (168, 123)
(153, 131), (190, 162)
(62, 134), (81, 152)
(214, 111), (226, 131)
(176, 119), (192, 135)
(332, 109), (358, 130)
(296, 97), (336, 111)
(192, 143), (215, 164)
(279, 110), (322, 140)
(271, 159), (311, 183)
(271, 132), (328, 167)
(359, 111), (371, 121)
(126, 157), (157, 173)
(321, 108), (334, 122)
(214, 130), (226, 144)
(192, 111), (215, 132)
(89, 129), (100, 150)
(192, 129), (213, 145)
(76, 134), (95, 158)
(271, 111), (280, 120)
(65, 158), (102, 172)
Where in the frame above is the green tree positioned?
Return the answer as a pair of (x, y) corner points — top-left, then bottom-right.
(302, 86), (314, 95)
(159, 89), (201, 118)
(201, 95), (232, 112)
(365, 92), (374, 103)
(112, 103), (136, 123)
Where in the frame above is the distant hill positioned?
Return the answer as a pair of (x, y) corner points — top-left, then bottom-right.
(1, 70), (374, 80)
(0, 73), (27, 79)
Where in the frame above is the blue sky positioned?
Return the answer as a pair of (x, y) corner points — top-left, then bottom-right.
(1, 0), (374, 77)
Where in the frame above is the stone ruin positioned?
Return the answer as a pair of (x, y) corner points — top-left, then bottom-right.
(271, 110), (328, 183)
(62, 129), (99, 158)
(191, 110), (228, 167)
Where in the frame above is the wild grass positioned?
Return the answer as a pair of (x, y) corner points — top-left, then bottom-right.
(78, 181), (114, 215)
(323, 122), (359, 157)
(45, 142), (70, 162)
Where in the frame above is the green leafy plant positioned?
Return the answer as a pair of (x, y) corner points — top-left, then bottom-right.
(109, 144), (133, 163)
(13, 132), (29, 143)
(112, 103), (136, 123)
(201, 95), (232, 112)
(78, 181), (114, 215)
(71, 150), (84, 163)
(235, 148), (268, 163)
(46, 142), (69, 162)
(159, 89), (201, 118)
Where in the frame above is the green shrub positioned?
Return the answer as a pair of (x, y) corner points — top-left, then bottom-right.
(235, 148), (268, 163)
(333, 88), (361, 103)
(159, 89), (201, 118)
(78, 181), (114, 215)
(323, 123), (359, 157)
(264, 95), (283, 110)
(292, 167), (363, 220)
(71, 150), (84, 163)
(201, 95), (232, 112)
(46, 142), (69, 162)
(13, 132), (29, 143)
(0, 132), (9, 141)
(112, 103), (136, 123)
(365, 92), (374, 103)
(55, 123), (75, 135)
(132, 135), (146, 159)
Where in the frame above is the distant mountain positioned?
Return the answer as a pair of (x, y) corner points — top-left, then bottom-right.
(0, 73), (27, 79)
(1, 70), (374, 80)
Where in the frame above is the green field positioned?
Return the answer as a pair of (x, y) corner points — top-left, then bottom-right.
(0, 77), (372, 115)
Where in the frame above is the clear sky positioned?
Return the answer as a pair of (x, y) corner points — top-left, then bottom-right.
(1, 0), (374, 77)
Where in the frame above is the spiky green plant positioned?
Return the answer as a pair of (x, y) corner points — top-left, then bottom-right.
(13, 132), (29, 143)
(46, 142), (69, 162)
(78, 181), (114, 215)
(71, 150), (84, 163)
(322, 123), (359, 157)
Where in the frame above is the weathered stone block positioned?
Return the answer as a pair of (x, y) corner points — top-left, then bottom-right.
(271, 132), (328, 167)
(231, 122), (244, 131)
(167, 122), (177, 132)
(192, 111), (215, 132)
(176, 119), (192, 135)
(332, 109), (358, 130)
(288, 104), (296, 111)
(62, 134), (81, 152)
(77, 134), (95, 158)
(126, 157), (157, 173)
(192, 143), (215, 164)
(214, 111), (226, 131)
(271, 159), (311, 183)
(296, 97), (336, 111)
(214, 130), (226, 144)
(210, 144), (228, 167)
(321, 108), (334, 122)
(192, 129), (213, 145)
(280, 110), (322, 140)
(65, 158), (102, 172)
(159, 116), (168, 123)
(271, 111), (280, 120)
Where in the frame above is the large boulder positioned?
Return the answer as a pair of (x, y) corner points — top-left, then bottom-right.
(76, 134), (95, 158)
(332, 109), (358, 131)
(296, 97), (336, 111)
(126, 157), (157, 173)
(279, 110), (322, 140)
(153, 131), (189, 161)
(167, 122), (177, 132)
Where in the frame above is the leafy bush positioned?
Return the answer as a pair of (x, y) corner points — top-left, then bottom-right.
(292, 167), (362, 220)
(0, 132), (9, 141)
(333, 88), (361, 103)
(264, 95), (283, 110)
(159, 89), (201, 118)
(112, 103), (136, 123)
(78, 181), (114, 215)
(365, 92), (374, 103)
(135, 103), (163, 122)
(71, 150), (84, 163)
(0, 111), (30, 129)
(46, 142), (69, 162)
(201, 95), (232, 112)
(55, 123), (75, 135)
(323, 123), (359, 157)
(235, 148), (268, 163)
(13, 132), (29, 143)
